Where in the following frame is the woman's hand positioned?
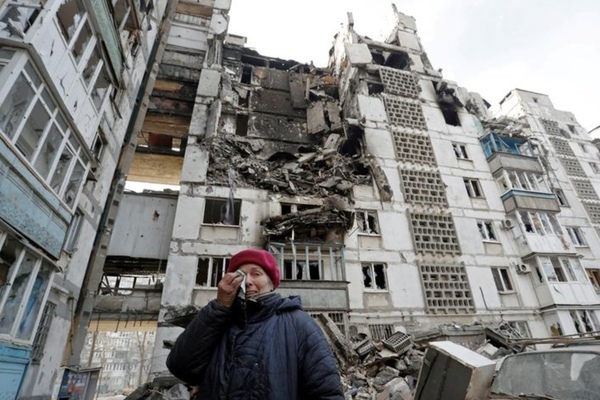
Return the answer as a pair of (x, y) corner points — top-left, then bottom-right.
(216, 272), (244, 307)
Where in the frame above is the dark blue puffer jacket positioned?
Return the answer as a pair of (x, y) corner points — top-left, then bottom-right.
(166, 293), (344, 400)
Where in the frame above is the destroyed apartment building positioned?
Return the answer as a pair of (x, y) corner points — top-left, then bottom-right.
(1, 0), (600, 397)
(100, 1), (600, 384)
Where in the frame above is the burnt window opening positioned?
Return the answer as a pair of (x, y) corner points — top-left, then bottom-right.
(92, 130), (106, 161)
(357, 210), (379, 235)
(384, 51), (410, 70)
(441, 107), (461, 126)
(352, 161), (370, 177)
(370, 52), (385, 65)
(284, 261), (321, 280)
(340, 126), (364, 156)
(203, 198), (241, 225)
(238, 92), (249, 107)
(367, 81), (384, 95)
(236, 114), (248, 136)
(240, 55), (267, 67)
(241, 65), (252, 84)
(362, 263), (387, 290)
(281, 204), (292, 215)
(280, 203), (320, 215)
(196, 257), (229, 287)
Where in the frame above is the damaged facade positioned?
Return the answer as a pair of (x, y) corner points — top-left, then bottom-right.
(0, 0), (170, 397)
(130, 2), (600, 384)
(2, 0), (597, 397)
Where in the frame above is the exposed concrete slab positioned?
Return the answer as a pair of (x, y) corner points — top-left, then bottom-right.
(197, 69), (222, 97)
(345, 43), (373, 65)
(210, 12), (228, 35)
(358, 95), (388, 123)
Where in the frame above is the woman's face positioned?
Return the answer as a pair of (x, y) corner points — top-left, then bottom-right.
(238, 263), (274, 297)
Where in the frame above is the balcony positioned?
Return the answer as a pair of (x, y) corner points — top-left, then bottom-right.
(487, 151), (543, 175)
(268, 241), (349, 311)
(501, 190), (560, 213)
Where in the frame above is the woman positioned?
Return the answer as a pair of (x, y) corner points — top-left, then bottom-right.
(167, 248), (344, 399)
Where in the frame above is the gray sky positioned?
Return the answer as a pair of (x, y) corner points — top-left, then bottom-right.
(228, 1), (600, 133)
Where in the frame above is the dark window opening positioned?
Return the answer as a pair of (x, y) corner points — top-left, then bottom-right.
(362, 263), (387, 290)
(241, 65), (252, 84)
(196, 257), (229, 287)
(236, 114), (248, 136)
(370, 52), (385, 65)
(203, 198), (241, 225)
(554, 189), (568, 207)
(367, 81), (384, 95)
(384, 51), (410, 69)
(238, 92), (249, 107)
(567, 124), (576, 134)
(441, 107), (461, 126)
(148, 133), (172, 150)
(196, 258), (209, 286)
(340, 126), (364, 156)
(281, 204), (292, 215)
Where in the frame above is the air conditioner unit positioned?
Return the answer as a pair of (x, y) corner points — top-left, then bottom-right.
(502, 219), (513, 230)
(516, 264), (531, 274)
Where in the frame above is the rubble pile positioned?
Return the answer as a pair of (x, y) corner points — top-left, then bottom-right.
(206, 135), (371, 198)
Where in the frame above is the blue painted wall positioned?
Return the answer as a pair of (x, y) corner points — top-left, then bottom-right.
(0, 141), (69, 259)
(0, 343), (31, 400)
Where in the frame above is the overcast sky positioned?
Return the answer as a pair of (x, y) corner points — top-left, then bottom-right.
(228, 1), (600, 133)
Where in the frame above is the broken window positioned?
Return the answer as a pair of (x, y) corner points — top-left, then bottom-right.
(440, 107), (460, 126)
(518, 211), (562, 236)
(92, 65), (111, 110)
(554, 189), (569, 207)
(452, 143), (469, 160)
(587, 269), (600, 292)
(0, 0), (43, 39)
(196, 257), (229, 287)
(82, 47), (101, 88)
(540, 256), (584, 283)
(92, 129), (106, 161)
(570, 310), (599, 334)
(356, 210), (380, 235)
(590, 162), (600, 174)
(269, 242), (343, 282)
(0, 72), (35, 140)
(203, 198), (241, 225)
(565, 227), (586, 247)
(477, 220), (497, 241)
(236, 114), (248, 136)
(362, 263), (387, 290)
(241, 65), (252, 84)
(0, 232), (53, 343)
(463, 178), (483, 198)
(491, 267), (513, 292)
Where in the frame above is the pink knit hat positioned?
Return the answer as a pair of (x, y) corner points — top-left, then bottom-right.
(227, 249), (281, 288)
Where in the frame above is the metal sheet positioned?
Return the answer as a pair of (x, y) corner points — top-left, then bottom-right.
(107, 193), (178, 258)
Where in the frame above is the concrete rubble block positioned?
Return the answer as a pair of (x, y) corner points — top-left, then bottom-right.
(383, 331), (413, 354)
(210, 12), (228, 35)
(307, 101), (328, 134)
(373, 366), (400, 388)
(345, 43), (373, 65)
(384, 377), (412, 400)
(355, 392), (374, 400)
(354, 338), (376, 357)
(357, 95), (388, 123)
(197, 69), (222, 97)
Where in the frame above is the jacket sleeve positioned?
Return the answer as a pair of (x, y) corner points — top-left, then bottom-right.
(296, 312), (345, 400)
(166, 300), (233, 385)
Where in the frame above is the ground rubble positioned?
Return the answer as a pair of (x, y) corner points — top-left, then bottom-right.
(125, 320), (517, 399)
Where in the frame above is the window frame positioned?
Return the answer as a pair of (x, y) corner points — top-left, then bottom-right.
(464, 178), (484, 198)
(590, 162), (600, 174)
(491, 267), (514, 293)
(539, 256), (586, 283)
(0, 230), (54, 345)
(477, 220), (498, 242)
(196, 256), (230, 288)
(356, 209), (380, 236)
(565, 226), (587, 247)
(452, 143), (470, 160)
(517, 211), (562, 236)
(0, 51), (91, 211)
(361, 262), (388, 291)
(202, 198), (242, 226)
(586, 269), (600, 292)
(554, 189), (568, 207)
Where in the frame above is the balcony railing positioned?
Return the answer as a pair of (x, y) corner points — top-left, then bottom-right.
(268, 241), (346, 282)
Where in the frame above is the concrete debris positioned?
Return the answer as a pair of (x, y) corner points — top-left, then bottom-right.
(206, 135), (371, 198)
(262, 200), (354, 239)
